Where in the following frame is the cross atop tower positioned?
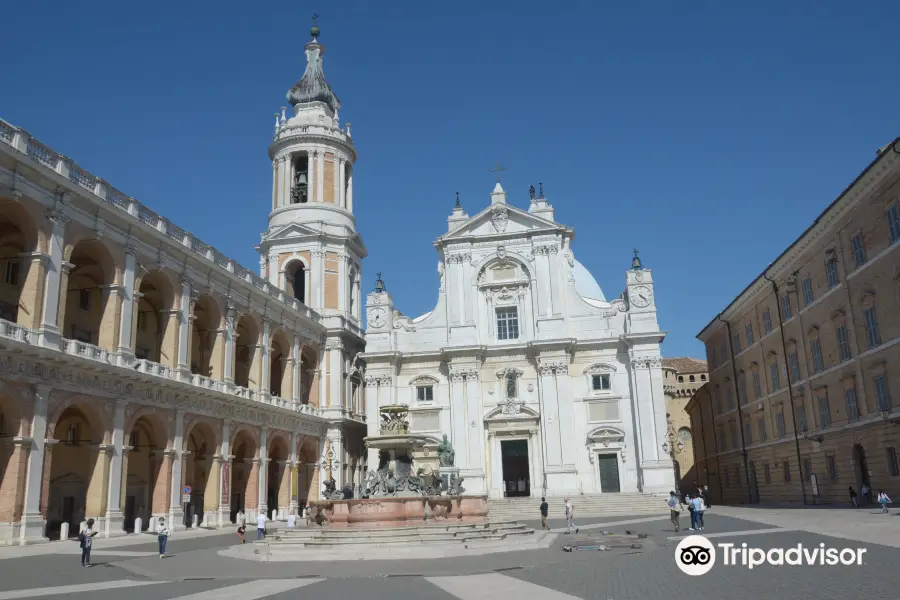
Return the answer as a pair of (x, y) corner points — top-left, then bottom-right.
(489, 161), (505, 182)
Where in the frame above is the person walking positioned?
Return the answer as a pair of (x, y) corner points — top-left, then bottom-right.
(667, 491), (682, 531)
(287, 510), (296, 529)
(685, 493), (695, 530)
(564, 497), (578, 534)
(696, 493), (706, 530)
(849, 486), (858, 508)
(236, 522), (246, 544)
(157, 517), (169, 558)
(877, 490), (892, 514)
(539, 497), (550, 531)
(236, 509), (245, 528)
(257, 510), (266, 540)
(861, 484), (871, 506)
(79, 518), (97, 567)
(700, 485), (712, 509)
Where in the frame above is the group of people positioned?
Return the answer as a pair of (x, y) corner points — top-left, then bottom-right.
(537, 496), (580, 534)
(668, 485), (711, 532)
(77, 516), (170, 567)
(849, 485), (892, 513)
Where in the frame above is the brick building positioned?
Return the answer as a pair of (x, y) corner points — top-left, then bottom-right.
(661, 358), (708, 491)
(692, 139), (900, 506)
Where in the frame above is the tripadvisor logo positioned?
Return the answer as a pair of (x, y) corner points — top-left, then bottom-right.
(674, 535), (867, 576)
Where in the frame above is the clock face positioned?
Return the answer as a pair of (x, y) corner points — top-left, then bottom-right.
(368, 308), (386, 328)
(630, 285), (653, 308)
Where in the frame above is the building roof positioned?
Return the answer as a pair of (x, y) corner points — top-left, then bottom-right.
(287, 37), (341, 114)
(662, 357), (708, 374)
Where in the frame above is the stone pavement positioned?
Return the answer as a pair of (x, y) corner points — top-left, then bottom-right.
(0, 510), (898, 599)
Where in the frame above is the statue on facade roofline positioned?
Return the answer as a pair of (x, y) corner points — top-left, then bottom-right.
(437, 434), (455, 467)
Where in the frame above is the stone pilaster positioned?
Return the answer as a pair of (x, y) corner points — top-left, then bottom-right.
(168, 410), (185, 529)
(116, 246), (137, 365)
(36, 210), (68, 349)
(103, 403), (126, 538)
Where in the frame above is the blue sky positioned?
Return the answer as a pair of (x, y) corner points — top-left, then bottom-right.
(4, 0), (899, 358)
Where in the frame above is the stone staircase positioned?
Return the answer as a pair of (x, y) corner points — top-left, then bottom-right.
(487, 493), (669, 521)
(270, 521), (534, 549)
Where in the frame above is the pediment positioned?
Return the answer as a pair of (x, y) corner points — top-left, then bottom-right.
(440, 204), (562, 242)
(587, 426), (626, 444)
(50, 472), (86, 486)
(484, 400), (540, 421)
(263, 222), (322, 241)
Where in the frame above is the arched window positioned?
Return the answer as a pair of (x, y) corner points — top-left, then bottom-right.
(291, 264), (306, 304)
(689, 375), (695, 382)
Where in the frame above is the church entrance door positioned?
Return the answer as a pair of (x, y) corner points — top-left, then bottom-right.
(597, 454), (621, 493)
(500, 440), (530, 497)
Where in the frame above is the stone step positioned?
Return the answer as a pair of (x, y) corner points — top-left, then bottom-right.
(280, 529), (535, 548)
(276, 521), (523, 537)
(275, 527), (529, 542)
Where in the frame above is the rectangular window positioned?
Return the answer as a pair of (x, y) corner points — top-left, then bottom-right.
(863, 307), (881, 349)
(826, 455), (837, 480)
(825, 259), (839, 289)
(744, 421), (752, 444)
(78, 289), (91, 311)
(775, 410), (786, 438)
(725, 385), (734, 410)
(818, 395), (832, 429)
(714, 387), (723, 415)
(851, 232), (867, 267)
(889, 203), (900, 244)
(745, 324), (754, 346)
(770, 362), (781, 391)
(783, 461), (791, 482)
(764, 463), (771, 484)
(887, 447), (900, 477)
(789, 351), (800, 382)
(797, 404), (808, 433)
(495, 307), (519, 340)
(844, 387), (859, 423)
(758, 417), (767, 442)
(781, 294), (792, 320)
(752, 371), (762, 399)
(416, 385), (434, 402)
(810, 339), (824, 373)
(875, 375), (892, 412)
(762, 309), (772, 335)
(3, 261), (20, 286)
(739, 373), (748, 405)
(836, 325), (851, 362)
(592, 374), (611, 391)
(733, 333), (742, 355)
(802, 278), (814, 307)
(802, 457), (812, 481)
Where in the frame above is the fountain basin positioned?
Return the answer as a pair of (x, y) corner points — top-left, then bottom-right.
(309, 495), (488, 528)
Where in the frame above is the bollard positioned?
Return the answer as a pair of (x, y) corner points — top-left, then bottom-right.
(60, 522), (70, 541)
(192, 514), (199, 528)
(134, 517), (142, 534)
(271, 509), (277, 521)
(149, 516), (158, 532)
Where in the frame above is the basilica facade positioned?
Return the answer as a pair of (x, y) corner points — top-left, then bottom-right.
(362, 183), (674, 499)
(0, 24), (365, 545)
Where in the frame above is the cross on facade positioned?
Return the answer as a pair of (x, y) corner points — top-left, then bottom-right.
(489, 161), (506, 182)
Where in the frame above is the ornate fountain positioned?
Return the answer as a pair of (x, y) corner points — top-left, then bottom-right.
(308, 405), (487, 527)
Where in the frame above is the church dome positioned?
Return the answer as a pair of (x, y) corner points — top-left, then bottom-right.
(573, 260), (607, 303)
(287, 39), (341, 114)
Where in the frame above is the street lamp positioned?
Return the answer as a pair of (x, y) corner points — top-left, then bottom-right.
(321, 446), (336, 479)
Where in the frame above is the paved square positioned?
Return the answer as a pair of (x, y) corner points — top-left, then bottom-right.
(1, 508), (896, 600)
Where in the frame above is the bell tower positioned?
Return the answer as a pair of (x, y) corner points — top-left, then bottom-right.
(258, 19), (366, 322)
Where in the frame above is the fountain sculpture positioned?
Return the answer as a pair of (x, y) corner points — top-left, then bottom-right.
(308, 405), (487, 527)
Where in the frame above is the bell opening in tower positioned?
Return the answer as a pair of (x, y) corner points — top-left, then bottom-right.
(286, 261), (307, 304)
(291, 154), (309, 204)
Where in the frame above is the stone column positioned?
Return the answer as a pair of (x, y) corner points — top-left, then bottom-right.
(223, 301), (237, 389)
(316, 150), (325, 205)
(329, 343), (343, 410)
(310, 250), (324, 311)
(39, 440), (58, 522)
(449, 371), (467, 464)
(217, 419), (231, 526)
(346, 170), (353, 212)
(98, 285), (124, 351)
(280, 155), (291, 207)
(307, 151), (316, 203)
(116, 246), (137, 365)
(36, 210), (68, 349)
(281, 356), (294, 400)
(338, 158), (346, 208)
(291, 335), (302, 404)
(553, 362), (576, 466)
(332, 153), (340, 208)
(103, 403), (126, 537)
(18, 385), (51, 544)
(288, 432), (299, 513)
(260, 320), (272, 398)
(538, 363), (562, 466)
(86, 445), (112, 520)
(337, 255), (346, 313)
(257, 428), (268, 516)
(168, 410), (185, 529)
(271, 158), (279, 210)
(464, 370), (483, 473)
(175, 277), (193, 381)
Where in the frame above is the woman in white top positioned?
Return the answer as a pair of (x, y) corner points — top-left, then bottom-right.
(286, 511), (296, 528)
(257, 512), (266, 540)
(79, 518), (97, 567)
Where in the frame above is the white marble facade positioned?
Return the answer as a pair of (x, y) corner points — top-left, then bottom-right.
(362, 183), (675, 498)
